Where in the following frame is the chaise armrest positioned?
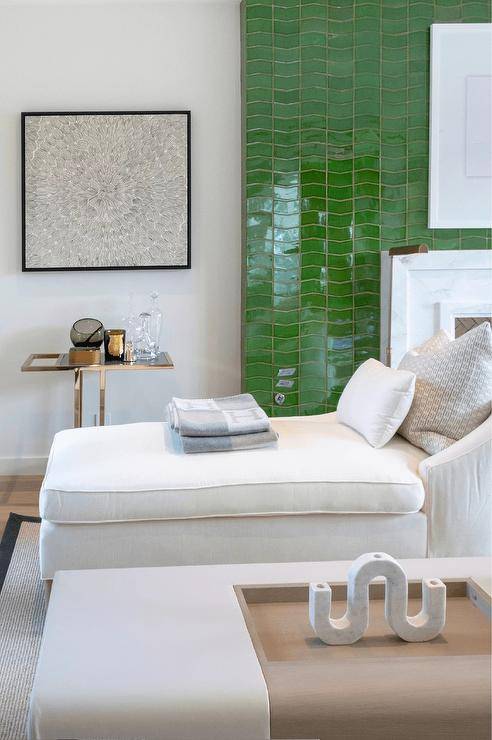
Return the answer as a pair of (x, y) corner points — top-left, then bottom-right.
(419, 416), (491, 557)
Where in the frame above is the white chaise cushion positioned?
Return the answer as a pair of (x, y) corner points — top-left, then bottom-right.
(40, 413), (427, 524)
(337, 358), (416, 447)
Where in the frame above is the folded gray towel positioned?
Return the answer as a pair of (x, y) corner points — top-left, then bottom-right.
(168, 393), (271, 437)
(176, 428), (279, 454)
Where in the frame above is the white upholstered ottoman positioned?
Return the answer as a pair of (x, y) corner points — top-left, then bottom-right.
(28, 557), (491, 740)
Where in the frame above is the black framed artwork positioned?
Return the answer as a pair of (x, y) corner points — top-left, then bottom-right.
(22, 111), (191, 271)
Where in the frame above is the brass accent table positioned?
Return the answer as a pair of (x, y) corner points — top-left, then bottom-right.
(21, 352), (174, 428)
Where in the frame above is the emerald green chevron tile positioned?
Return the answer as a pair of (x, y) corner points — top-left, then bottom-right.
(274, 17), (299, 34)
(300, 31), (328, 47)
(466, 4), (491, 21)
(327, 241), (352, 257)
(327, 283), (353, 300)
(273, 323), (299, 340)
(300, 334), (326, 356)
(246, 59), (273, 76)
(300, 347), (326, 366)
(274, 47), (301, 64)
(247, 18), (273, 34)
(247, 131), (273, 148)
(274, 6), (298, 22)
(301, 3), (326, 19)
(246, 103), (273, 120)
(328, 250), (353, 267)
(300, 19), (326, 36)
(274, 335), (299, 354)
(353, 238), (379, 253)
(244, 378), (272, 400)
(246, 335), (272, 354)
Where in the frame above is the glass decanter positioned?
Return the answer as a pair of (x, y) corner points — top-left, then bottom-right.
(122, 292), (139, 345)
(134, 312), (154, 359)
(148, 292), (162, 357)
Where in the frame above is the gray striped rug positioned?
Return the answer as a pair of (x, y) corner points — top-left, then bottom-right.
(0, 515), (45, 740)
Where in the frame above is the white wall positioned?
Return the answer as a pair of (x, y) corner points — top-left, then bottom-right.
(0, 1), (241, 472)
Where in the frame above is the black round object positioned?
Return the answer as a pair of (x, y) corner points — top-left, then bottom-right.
(70, 318), (104, 348)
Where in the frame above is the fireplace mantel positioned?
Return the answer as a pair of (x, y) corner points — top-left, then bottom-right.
(381, 250), (492, 367)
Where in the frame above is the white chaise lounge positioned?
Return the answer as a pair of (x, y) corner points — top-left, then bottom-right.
(39, 412), (492, 581)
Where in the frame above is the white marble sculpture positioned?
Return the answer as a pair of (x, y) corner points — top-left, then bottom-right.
(309, 552), (446, 644)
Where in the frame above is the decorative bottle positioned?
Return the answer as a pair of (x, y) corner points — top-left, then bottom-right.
(149, 292), (163, 357)
(123, 292), (139, 345)
(134, 313), (154, 359)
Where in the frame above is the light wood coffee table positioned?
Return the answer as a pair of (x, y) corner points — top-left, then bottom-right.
(28, 558), (491, 740)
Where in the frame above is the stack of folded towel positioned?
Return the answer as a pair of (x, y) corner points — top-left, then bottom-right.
(167, 394), (278, 454)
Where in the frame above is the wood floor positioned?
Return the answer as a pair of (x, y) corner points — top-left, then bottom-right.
(0, 476), (41, 538)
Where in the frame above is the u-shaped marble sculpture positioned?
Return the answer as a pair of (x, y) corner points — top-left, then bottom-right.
(309, 552), (446, 644)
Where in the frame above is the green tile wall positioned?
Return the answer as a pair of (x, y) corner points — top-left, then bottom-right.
(242, 0), (491, 417)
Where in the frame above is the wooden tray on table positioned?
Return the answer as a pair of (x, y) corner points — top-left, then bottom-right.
(234, 579), (491, 740)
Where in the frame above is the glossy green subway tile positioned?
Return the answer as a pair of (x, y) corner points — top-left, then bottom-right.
(244, 377), (272, 398)
(245, 305), (274, 324)
(353, 292), (379, 309)
(274, 46), (302, 64)
(354, 252), (379, 269)
(247, 275), (273, 292)
(354, 262), (380, 281)
(273, 322), (299, 340)
(274, 17), (300, 34)
(327, 281), (353, 299)
(246, 361), (274, 380)
(301, 279), (327, 298)
(246, 130), (273, 147)
(274, 351), (300, 368)
(328, 253), (353, 269)
(274, 336), (299, 354)
(466, 4), (491, 21)
(327, 241), (353, 257)
(328, 321), (354, 339)
(247, 239), (273, 257)
(300, 334), (326, 354)
(244, 322), (273, 341)
(273, 203), (300, 219)
(300, 306), (326, 324)
(246, 59), (273, 77)
(274, 61), (299, 79)
(247, 18), (273, 35)
(301, 320), (326, 337)
(246, 102), (273, 119)
(246, 336), (272, 355)
(299, 347), (326, 366)
(246, 292), (273, 311)
(246, 4), (272, 22)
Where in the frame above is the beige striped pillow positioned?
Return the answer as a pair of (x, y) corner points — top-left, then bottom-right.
(398, 322), (492, 455)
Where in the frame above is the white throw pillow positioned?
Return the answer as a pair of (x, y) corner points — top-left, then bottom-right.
(337, 358), (416, 448)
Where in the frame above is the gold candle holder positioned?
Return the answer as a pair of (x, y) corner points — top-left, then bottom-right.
(104, 329), (125, 363)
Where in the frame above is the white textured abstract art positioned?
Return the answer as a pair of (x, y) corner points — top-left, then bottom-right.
(22, 112), (190, 270)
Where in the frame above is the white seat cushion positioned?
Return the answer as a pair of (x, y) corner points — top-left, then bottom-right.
(40, 413), (428, 524)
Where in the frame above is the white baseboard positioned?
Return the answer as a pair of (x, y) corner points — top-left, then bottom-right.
(0, 457), (48, 476)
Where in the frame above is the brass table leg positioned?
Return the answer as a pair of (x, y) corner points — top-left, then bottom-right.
(74, 368), (83, 428)
(99, 368), (106, 426)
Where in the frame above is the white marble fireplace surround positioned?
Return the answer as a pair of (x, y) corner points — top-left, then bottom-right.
(381, 250), (492, 367)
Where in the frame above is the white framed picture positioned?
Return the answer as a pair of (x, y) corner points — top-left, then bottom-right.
(428, 24), (492, 229)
